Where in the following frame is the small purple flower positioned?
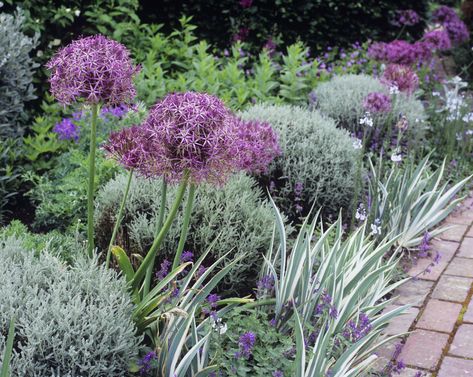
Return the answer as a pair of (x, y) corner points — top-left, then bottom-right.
(101, 104), (129, 118)
(156, 259), (171, 280)
(363, 92), (392, 113)
(233, 27), (250, 42)
(343, 313), (372, 342)
(257, 274), (275, 294)
(239, 0), (252, 8)
(138, 351), (157, 375)
(46, 35), (139, 105)
(393, 10), (420, 26)
(195, 265), (207, 279)
(207, 293), (220, 308)
(181, 250), (194, 263)
(263, 38), (277, 55)
(272, 371), (283, 377)
(171, 287), (180, 298)
(53, 118), (79, 141)
(238, 332), (256, 358)
(418, 231), (430, 257)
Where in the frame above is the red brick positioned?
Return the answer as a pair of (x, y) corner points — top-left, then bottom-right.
(449, 324), (473, 358)
(445, 257), (473, 278)
(383, 306), (419, 336)
(398, 329), (448, 370)
(438, 356), (473, 377)
(431, 275), (473, 302)
(394, 279), (434, 307)
(463, 299), (473, 323)
(440, 224), (468, 242)
(416, 299), (461, 333)
(458, 237), (473, 258)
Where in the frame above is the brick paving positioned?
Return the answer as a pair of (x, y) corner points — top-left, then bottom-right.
(373, 195), (473, 376)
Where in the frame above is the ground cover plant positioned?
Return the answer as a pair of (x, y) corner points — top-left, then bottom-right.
(0, 1), (473, 376)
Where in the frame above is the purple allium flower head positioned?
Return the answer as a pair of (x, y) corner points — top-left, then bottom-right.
(445, 20), (469, 45)
(368, 40), (432, 65)
(138, 351), (157, 375)
(142, 92), (240, 185)
(239, 0), (253, 8)
(181, 250), (194, 262)
(53, 118), (80, 141)
(393, 10), (420, 26)
(432, 6), (459, 24)
(238, 332), (256, 358)
(381, 64), (419, 95)
(103, 125), (150, 171)
(232, 117), (281, 174)
(46, 35), (139, 105)
(363, 92), (392, 113)
(422, 29), (452, 51)
(156, 259), (171, 280)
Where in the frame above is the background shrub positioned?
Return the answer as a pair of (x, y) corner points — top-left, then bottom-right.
(0, 237), (141, 376)
(0, 8), (38, 137)
(239, 104), (358, 221)
(95, 172), (279, 294)
(140, 0), (428, 52)
(314, 74), (426, 137)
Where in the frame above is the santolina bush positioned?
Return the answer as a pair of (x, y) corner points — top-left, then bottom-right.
(239, 104), (358, 221)
(0, 237), (141, 376)
(95, 172), (280, 293)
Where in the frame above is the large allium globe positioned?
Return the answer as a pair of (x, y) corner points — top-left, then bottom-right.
(46, 35), (139, 105)
(142, 92), (239, 185)
(422, 30), (452, 51)
(381, 64), (419, 94)
(368, 40), (432, 65)
(432, 6), (459, 24)
(233, 118), (281, 174)
(363, 92), (392, 113)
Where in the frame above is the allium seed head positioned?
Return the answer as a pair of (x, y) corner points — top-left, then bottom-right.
(381, 64), (419, 95)
(363, 92), (392, 113)
(46, 35), (139, 105)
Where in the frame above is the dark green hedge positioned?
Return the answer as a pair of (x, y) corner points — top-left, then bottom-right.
(140, 0), (429, 51)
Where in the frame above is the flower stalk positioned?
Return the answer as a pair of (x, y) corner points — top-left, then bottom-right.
(87, 103), (99, 257)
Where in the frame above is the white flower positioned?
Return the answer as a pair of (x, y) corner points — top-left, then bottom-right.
(391, 154), (402, 162)
(211, 317), (228, 335)
(65, 7), (71, 12)
(389, 85), (400, 95)
(370, 223), (381, 235)
(359, 113), (373, 127)
(456, 133), (463, 141)
(355, 204), (366, 221)
(466, 130), (473, 136)
(432, 91), (440, 97)
(52, 39), (61, 46)
(74, 9), (81, 17)
(36, 50), (43, 57)
(352, 138), (362, 150)
(463, 113), (473, 123)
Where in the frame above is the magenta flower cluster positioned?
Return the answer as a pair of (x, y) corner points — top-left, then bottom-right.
(363, 92), (392, 113)
(381, 64), (419, 94)
(53, 118), (80, 142)
(233, 118), (281, 174)
(368, 40), (431, 66)
(46, 35), (139, 105)
(422, 29), (452, 51)
(393, 9), (420, 26)
(432, 6), (469, 45)
(104, 92), (280, 185)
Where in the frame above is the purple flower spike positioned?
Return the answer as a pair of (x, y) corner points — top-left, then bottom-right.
(238, 332), (256, 358)
(53, 118), (80, 141)
(46, 35), (139, 106)
(381, 64), (419, 95)
(181, 250), (194, 263)
(233, 118), (281, 174)
(363, 92), (392, 113)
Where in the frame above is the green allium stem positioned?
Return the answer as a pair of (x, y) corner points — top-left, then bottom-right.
(106, 169), (134, 268)
(133, 171), (189, 290)
(143, 177), (168, 296)
(173, 183), (196, 270)
(87, 104), (99, 258)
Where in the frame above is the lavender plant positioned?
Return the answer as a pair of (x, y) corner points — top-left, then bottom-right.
(46, 35), (139, 257)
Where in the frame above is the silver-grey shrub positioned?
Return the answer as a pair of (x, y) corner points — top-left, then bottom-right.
(314, 74), (426, 136)
(0, 8), (38, 137)
(0, 237), (141, 377)
(239, 104), (358, 220)
(95, 172), (278, 293)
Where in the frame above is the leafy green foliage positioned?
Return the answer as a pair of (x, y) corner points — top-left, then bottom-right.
(209, 310), (294, 376)
(0, 236), (141, 376)
(239, 104), (359, 221)
(0, 8), (38, 137)
(95, 172), (280, 294)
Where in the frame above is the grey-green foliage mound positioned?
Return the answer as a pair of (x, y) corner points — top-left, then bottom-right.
(95, 172), (278, 293)
(239, 104), (358, 220)
(0, 9), (38, 137)
(314, 74), (426, 135)
(0, 237), (141, 377)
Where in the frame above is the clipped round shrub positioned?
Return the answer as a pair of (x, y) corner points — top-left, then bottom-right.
(238, 104), (358, 221)
(0, 237), (141, 376)
(95, 172), (279, 294)
(0, 9), (38, 137)
(314, 74), (426, 137)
